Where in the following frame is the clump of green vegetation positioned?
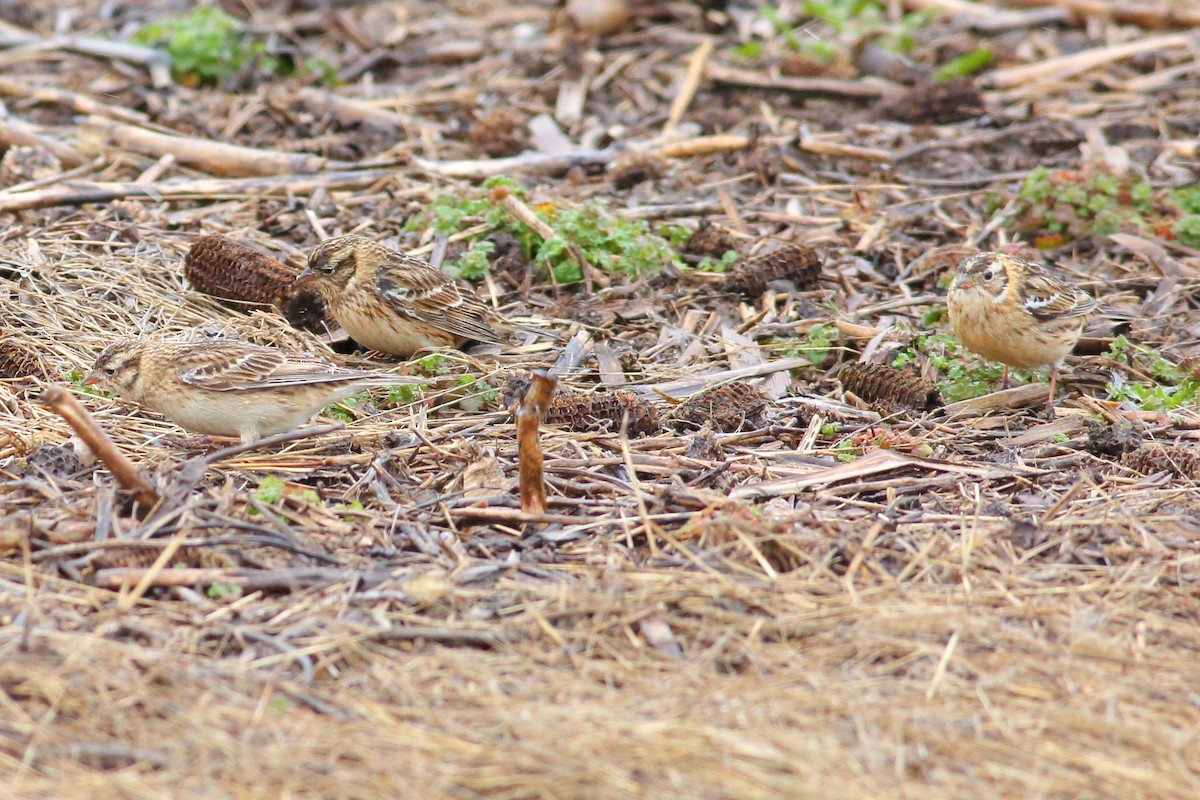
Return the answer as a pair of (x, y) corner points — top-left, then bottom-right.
(132, 7), (336, 87)
(1014, 165), (1154, 246)
(696, 250), (740, 273)
(249, 475), (320, 516)
(893, 332), (1018, 403)
(410, 177), (683, 284)
(1103, 335), (1199, 412)
(731, 2), (931, 64)
(770, 323), (841, 366)
(132, 7), (258, 86)
(1169, 183), (1200, 249)
(251, 475), (285, 506)
(327, 391), (368, 424)
(206, 581), (243, 602)
(65, 367), (105, 396)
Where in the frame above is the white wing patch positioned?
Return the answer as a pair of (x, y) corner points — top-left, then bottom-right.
(1023, 294), (1057, 311)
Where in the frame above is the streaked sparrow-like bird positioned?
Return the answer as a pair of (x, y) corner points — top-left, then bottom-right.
(947, 251), (1101, 414)
(84, 338), (415, 444)
(295, 234), (515, 357)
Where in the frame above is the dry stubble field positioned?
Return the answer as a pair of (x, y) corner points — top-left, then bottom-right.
(1, 1), (1200, 797)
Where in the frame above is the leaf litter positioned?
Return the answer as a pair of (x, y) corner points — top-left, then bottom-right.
(1, 1), (1200, 797)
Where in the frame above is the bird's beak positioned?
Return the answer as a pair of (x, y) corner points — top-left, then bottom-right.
(81, 370), (102, 386)
(952, 270), (975, 291)
(293, 268), (317, 288)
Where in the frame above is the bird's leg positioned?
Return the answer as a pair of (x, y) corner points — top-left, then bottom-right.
(1000, 365), (1010, 390)
(1044, 366), (1059, 419)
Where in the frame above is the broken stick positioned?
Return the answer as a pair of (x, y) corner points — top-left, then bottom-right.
(515, 370), (557, 517)
(39, 386), (158, 511)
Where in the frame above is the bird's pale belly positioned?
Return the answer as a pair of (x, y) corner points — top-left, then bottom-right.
(331, 303), (457, 357)
(948, 296), (1080, 369)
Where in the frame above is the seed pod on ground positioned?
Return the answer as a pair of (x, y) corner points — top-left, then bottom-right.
(671, 383), (771, 433)
(0, 330), (47, 381)
(544, 390), (662, 435)
(837, 362), (941, 411)
(725, 244), (822, 296)
(1120, 445), (1200, 480)
(184, 235), (331, 333)
(185, 235), (298, 307)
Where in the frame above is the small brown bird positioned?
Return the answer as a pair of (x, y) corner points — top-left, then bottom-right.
(947, 251), (1101, 414)
(84, 339), (415, 444)
(295, 234), (510, 357)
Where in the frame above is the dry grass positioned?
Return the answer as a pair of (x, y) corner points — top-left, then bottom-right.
(2, 0), (1200, 797)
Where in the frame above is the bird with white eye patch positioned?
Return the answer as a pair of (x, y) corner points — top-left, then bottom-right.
(946, 251), (1101, 415)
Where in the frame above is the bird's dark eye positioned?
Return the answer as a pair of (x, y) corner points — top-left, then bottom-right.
(312, 254), (338, 273)
(982, 270), (993, 281)
(104, 366), (116, 375)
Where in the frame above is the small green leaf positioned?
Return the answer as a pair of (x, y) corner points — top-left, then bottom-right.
(933, 47), (992, 81)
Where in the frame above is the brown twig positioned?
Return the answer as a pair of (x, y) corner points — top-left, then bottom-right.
(984, 33), (1194, 90)
(663, 37), (715, 137)
(93, 566), (390, 591)
(0, 116), (86, 167)
(516, 370), (557, 518)
(290, 88), (409, 132)
(0, 29), (171, 87)
(0, 77), (151, 124)
(0, 168), (395, 212)
(38, 386), (158, 511)
(82, 116), (349, 177)
(999, 0), (1200, 29)
(705, 63), (889, 99)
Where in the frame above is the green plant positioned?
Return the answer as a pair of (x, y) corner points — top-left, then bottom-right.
(1103, 336), (1199, 412)
(327, 390), (369, 424)
(444, 240), (496, 280)
(65, 367), (106, 396)
(771, 323), (840, 366)
(406, 177), (683, 285)
(132, 7), (258, 86)
(730, 2), (928, 63)
(205, 581), (243, 601)
(802, 323), (838, 365)
(415, 354), (453, 376)
(1170, 183), (1200, 248)
(933, 47), (992, 81)
(252, 476), (285, 506)
(893, 332), (1016, 403)
(387, 384), (423, 406)
(696, 250), (739, 273)
(1015, 165), (1154, 246)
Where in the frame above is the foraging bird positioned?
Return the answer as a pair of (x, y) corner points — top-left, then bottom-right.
(295, 234), (513, 357)
(947, 251), (1101, 415)
(84, 338), (415, 444)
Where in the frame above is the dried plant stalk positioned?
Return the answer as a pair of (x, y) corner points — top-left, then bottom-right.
(515, 370), (557, 516)
(39, 386), (157, 510)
